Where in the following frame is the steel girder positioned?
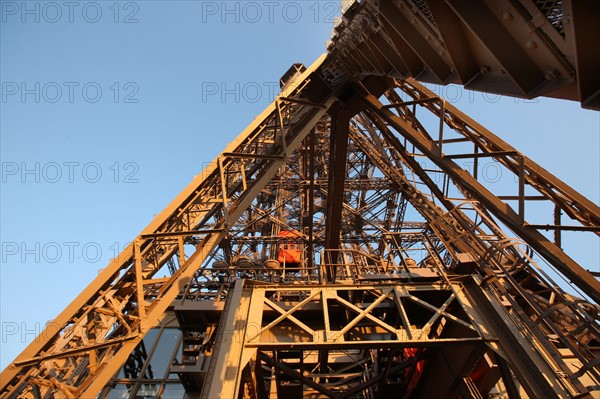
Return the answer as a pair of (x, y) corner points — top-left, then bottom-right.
(0, 56), (337, 399)
(191, 280), (579, 398)
(324, 0), (600, 110)
(359, 78), (600, 304)
(2, 42), (600, 399)
(164, 79), (599, 397)
(140, 75), (599, 397)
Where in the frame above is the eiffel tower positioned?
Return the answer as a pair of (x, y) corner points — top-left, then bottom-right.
(1, 1), (599, 398)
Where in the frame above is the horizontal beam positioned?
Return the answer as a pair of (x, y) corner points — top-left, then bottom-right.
(246, 338), (487, 350)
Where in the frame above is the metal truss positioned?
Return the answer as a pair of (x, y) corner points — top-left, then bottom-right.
(2, 3), (600, 397)
(359, 78), (600, 302)
(324, 0), (600, 109)
(201, 280), (490, 399)
(129, 73), (600, 397)
(0, 57), (336, 399)
(186, 274), (592, 398)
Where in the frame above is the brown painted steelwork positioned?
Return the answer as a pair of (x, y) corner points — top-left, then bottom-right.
(2, 2), (600, 398)
(324, 0), (600, 109)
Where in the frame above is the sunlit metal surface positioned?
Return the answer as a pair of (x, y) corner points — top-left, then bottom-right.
(1, 1), (599, 398)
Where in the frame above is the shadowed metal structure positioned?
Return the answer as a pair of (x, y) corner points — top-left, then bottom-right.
(325, 0), (600, 110)
(1, 1), (599, 398)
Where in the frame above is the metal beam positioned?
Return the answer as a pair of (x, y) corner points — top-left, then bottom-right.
(325, 107), (352, 280)
(360, 88), (600, 304)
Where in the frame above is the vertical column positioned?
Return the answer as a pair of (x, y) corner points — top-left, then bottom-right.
(325, 108), (351, 281)
(200, 280), (254, 399)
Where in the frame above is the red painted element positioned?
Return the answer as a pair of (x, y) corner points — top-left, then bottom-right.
(277, 230), (302, 265)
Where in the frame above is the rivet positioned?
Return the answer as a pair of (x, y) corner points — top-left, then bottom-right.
(526, 40), (537, 49)
(545, 69), (559, 80)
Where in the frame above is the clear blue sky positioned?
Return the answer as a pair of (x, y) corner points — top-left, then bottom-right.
(1, 1), (598, 370)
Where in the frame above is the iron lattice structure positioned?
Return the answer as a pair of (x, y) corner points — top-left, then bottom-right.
(1, 1), (599, 398)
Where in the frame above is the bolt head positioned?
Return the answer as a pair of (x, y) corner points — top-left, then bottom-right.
(526, 40), (537, 49)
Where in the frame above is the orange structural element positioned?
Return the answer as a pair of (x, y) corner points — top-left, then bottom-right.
(404, 348), (426, 394)
(277, 230), (303, 265)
